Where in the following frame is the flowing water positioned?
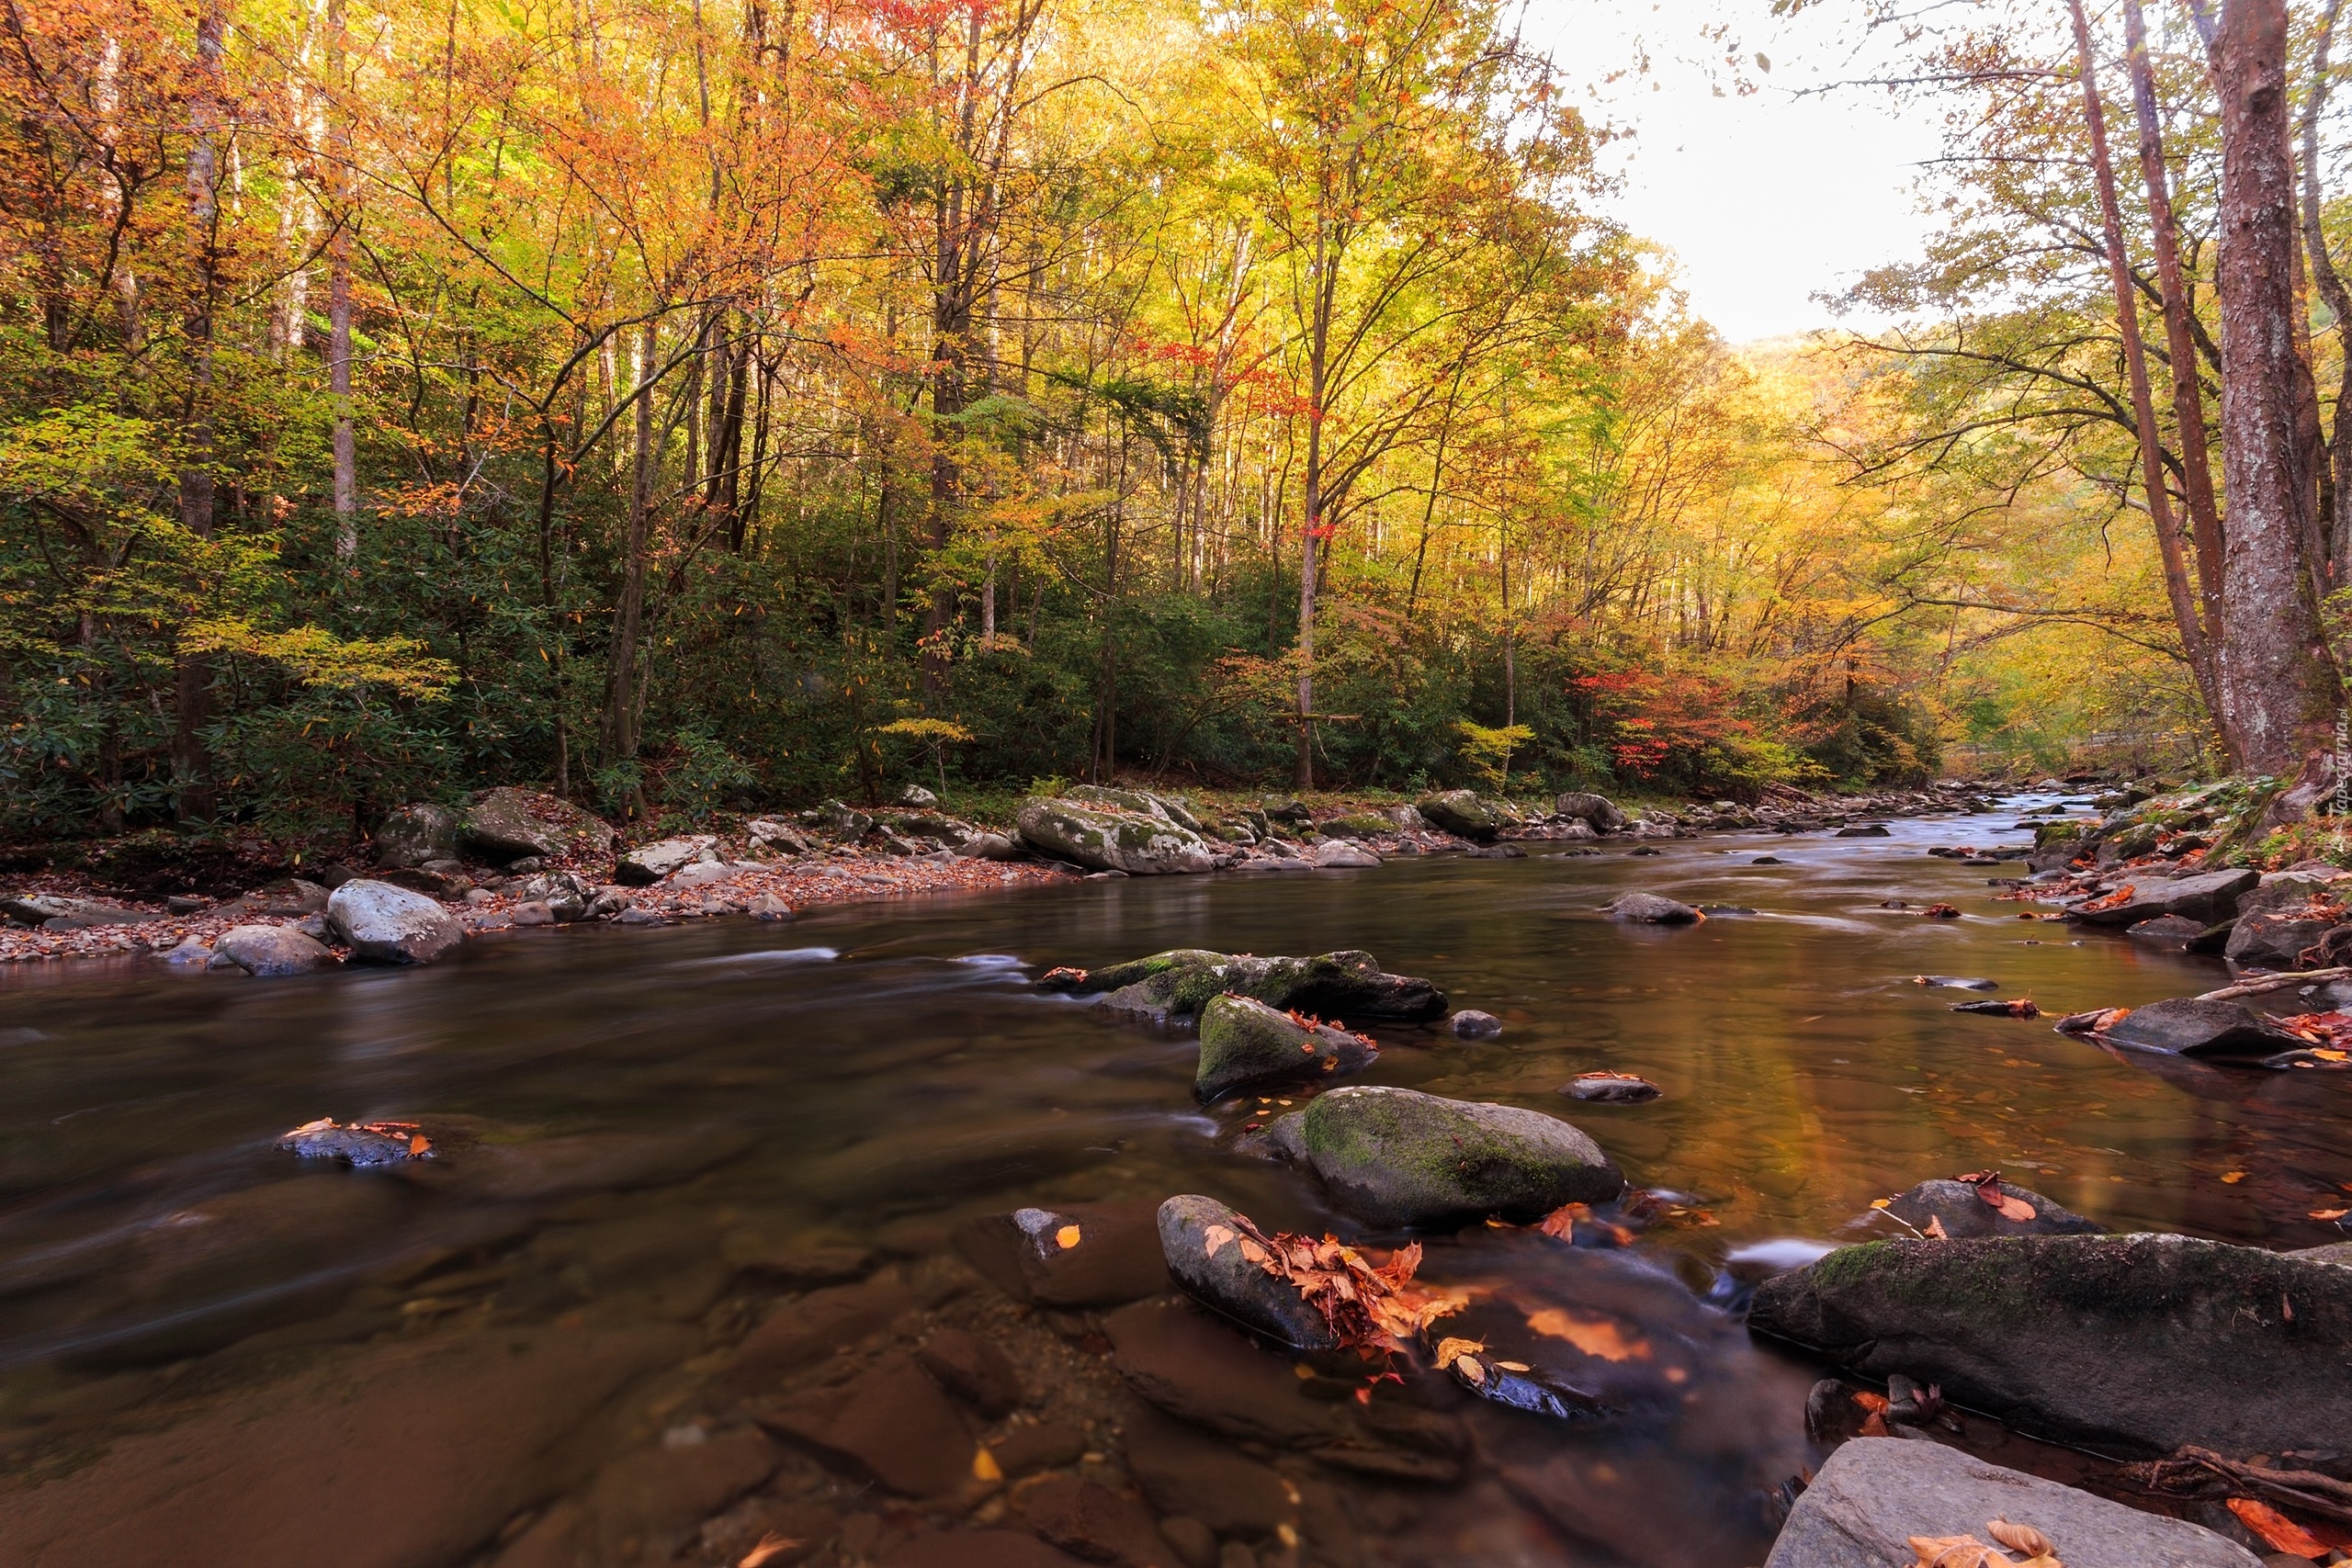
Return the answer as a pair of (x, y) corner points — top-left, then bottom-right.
(3, 796), (2347, 1567)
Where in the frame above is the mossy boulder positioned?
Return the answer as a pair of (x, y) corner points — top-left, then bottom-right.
(374, 803), (461, 869)
(1415, 790), (1510, 841)
(1014, 795), (1216, 875)
(1063, 784), (1208, 835)
(1264, 1087), (1622, 1229)
(1046, 948), (1444, 1025)
(459, 787), (615, 863)
(1747, 1234), (2352, 1457)
(1317, 813), (1394, 840)
(1194, 994), (1378, 1101)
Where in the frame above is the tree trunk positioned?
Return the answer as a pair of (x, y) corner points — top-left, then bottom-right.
(173, 0), (227, 822)
(2068, 0), (2220, 718)
(2209, 0), (2341, 770)
(328, 0), (356, 559)
(604, 317), (659, 810)
(2301, 0), (2352, 579)
(2123, 0), (2227, 637)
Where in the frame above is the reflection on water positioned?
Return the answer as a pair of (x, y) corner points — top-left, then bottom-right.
(2, 797), (2347, 1565)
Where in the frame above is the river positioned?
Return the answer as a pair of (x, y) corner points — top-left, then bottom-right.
(3, 795), (2346, 1566)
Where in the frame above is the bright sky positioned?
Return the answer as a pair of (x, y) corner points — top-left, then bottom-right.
(1523, 0), (1947, 344)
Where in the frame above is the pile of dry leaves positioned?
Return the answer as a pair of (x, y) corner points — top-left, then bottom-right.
(1200, 1212), (1458, 1351)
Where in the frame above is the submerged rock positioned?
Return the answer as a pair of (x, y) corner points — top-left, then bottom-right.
(1261, 1086), (1622, 1228)
(1448, 1010), (1503, 1039)
(2100, 997), (2306, 1059)
(1747, 1234), (2352, 1456)
(1158, 1195), (1338, 1350)
(1605, 892), (1701, 924)
(954, 1201), (1170, 1307)
(1878, 1178), (2102, 1239)
(213, 924), (334, 977)
(1415, 790), (1510, 840)
(325, 878), (463, 964)
(459, 786), (615, 863)
(756, 1351), (972, 1496)
(277, 1117), (431, 1166)
(1049, 947), (1445, 1025)
(1834, 824), (1890, 838)
(1194, 994), (1377, 1101)
(1764, 1434), (2258, 1568)
(1014, 794), (1215, 874)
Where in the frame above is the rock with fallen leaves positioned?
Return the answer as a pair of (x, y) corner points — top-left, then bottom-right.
(2094, 998), (2309, 1062)
(2064, 866), (2259, 928)
(1748, 1234), (2352, 1457)
(1193, 993), (1379, 1100)
(277, 1117), (435, 1166)
(1875, 1176), (2103, 1241)
(1046, 946), (1446, 1025)
(1605, 891), (1702, 924)
(1157, 1193), (1441, 1351)
(1762, 1433), (2258, 1568)
(1259, 1085), (1623, 1229)
(458, 785), (616, 863)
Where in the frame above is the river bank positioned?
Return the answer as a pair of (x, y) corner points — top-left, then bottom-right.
(0, 777), (2012, 973)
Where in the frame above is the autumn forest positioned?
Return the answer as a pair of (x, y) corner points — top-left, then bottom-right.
(5, 0), (2349, 842)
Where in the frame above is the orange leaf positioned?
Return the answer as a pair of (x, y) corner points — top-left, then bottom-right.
(1055, 1224), (1081, 1250)
(1923, 1214), (1950, 1239)
(2310, 1209), (2350, 1222)
(2228, 1497), (2328, 1558)
(1524, 1308), (1649, 1360)
(739, 1532), (803, 1568)
(2221, 1171), (2246, 1185)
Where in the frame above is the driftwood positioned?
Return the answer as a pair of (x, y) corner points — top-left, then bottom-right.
(2197, 965), (2352, 1002)
(2123, 1445), (2352, 1526)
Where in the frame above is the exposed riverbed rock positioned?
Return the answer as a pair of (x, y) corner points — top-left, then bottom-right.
(1194, 993), (1377, 1100)
(1046, 947), (1445, 1025)
(1304, 839), (1381, 869)
(325, 878), (464, 964)
(1606, 891), (1702, 924)
(1158, 1194), (1338, 1350)
(213, 923), (334, 976)
(2, 894), (164, 929)
(459, 786), (616, 863)
(1414, 790), (1509, 840)
(1879, 1178), (2102, 1240)
(1260, 1086), (1623, 1228)
(373, 803), (461, 869)
(955, 1201), (1170, 1307)
(2098, 997), (2306, 1059)
(2068, 866), (2260, 928)
(1014, 795), (1216, 874)
(1449, 1010), (1503, 1039)
(1747, 1233), (2352, 1456)
(613, 835), (718, 885)
(1554, 792), (1629, 832)
(1763, 1433), (2259, 1568)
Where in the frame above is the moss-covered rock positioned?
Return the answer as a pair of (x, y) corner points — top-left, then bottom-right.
(459, 787), (615, 863)
(1747, 1234), (2352, 1456)
(1194, 994), (1377, 1100)
(1049, 948), (1445, 1025)
(1268, 1086), (1622, 1229)
(1414, 790), (1510, 841)
(1317, 813), (1394, 840)
(1013, 795), (1216, 874)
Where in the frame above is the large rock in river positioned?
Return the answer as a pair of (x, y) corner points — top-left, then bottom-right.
(1052, 947), (1443, 1025)
(459, 786), (615, 863)
(213, 924), (334, 977)
(326, 879), (464, 965)
(2068, 866), (2259, 927)
(1414, 790), (1509, 841)
(1747, 1234), (2352, 1456)
(2101, 997), (2306, 1059)
(1880, 1178), (2102, 1240)
(1194, 993), (1376, 1101)
(1014, 795), (1215, 874)
(1158, 1194), (1338, 1350)
(1261, 1086), (1622, 1229)
(1606, 891), (1701, 924)
(1764, 1433), (2259, 1568)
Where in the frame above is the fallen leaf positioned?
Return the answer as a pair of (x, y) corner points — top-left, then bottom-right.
(1923, 1214), (1950, 1239)
(2310, 1209), (2349, 1221)
(972, 1445), (1003, 1482)
(1055, 1224), (1082, 1250)
(2221, 1171), (2246, 1185)
(1523, 1308), (1650, 1361)
(1851, 1391), (1890, 1414)
(1871, 1198), (1894, 1210)
(1984, 1518), (2055, 1561)
(1536, 1202), (1590, 1240)
(1431, 1336), (1486, 1371)
(1454, 1353), (1487, 1383)
(1905, 1534), (2003, 1568)
(739, 1533), (803, 1568)
(2227, 1496), (2327, 1558)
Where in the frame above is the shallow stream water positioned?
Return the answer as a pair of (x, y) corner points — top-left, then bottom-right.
(4, 796), (2348, 1567)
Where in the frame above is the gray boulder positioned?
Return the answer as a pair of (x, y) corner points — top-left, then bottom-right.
(745, 818), (817, 856)
(514, 871), (594, 922)
(2067, 866), (2260, 928)
(2296, 1241), (2352, 1267)
(2, 894), (163, 929)
(1553, 792), (1628, 832)
(325, 879), (464, 965)
(1194, 994), (1377, 1101)
(614, 835), (718, 886)
(1415, 790), (1508, 841)
(1562, 1073), (1659, 1103)
(1157, 1195), (1337, 1350)
(1834, 824), (1891, 838)
(1449, 1010), (1502, 1039)
(1747, 1233), (2352, 1456)
(1048, 948), (1444, 1024)
(459, 787), (615, 863)
(1606, 892), (1701, 924)
(213, 924), (334, 977)
(2101, 997), (2305, 1058)
(1880, 1178), (2102, 1240)
(2224, 908), (2339, 968)
(899, 784), (938, 808)
(1065, 784), (1209, 835)
(1262, 1086), (1622, 1228)
(2125, 914), (2206, 948)
(1305, 840), (1380, 869)
(374, 803), (461, 869)
(1764, 1434), (2258, 1568)
(1014, 795), (1215, 875)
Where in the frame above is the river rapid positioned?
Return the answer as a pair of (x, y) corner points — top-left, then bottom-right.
(3, 794), (2347, 1567)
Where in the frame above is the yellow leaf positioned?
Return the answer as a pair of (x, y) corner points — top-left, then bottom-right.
(1870, 1198), (1893, 1210)
(1523, 1308), (1650, 1361)
(1056, 1224), (1082, 1249)
(1201, 1224), (1237, 1258)
(1431, 1336), (1486, 1371)
(971, 1446), (1003, 1482)
(2221, 1171), (2246, 1185)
